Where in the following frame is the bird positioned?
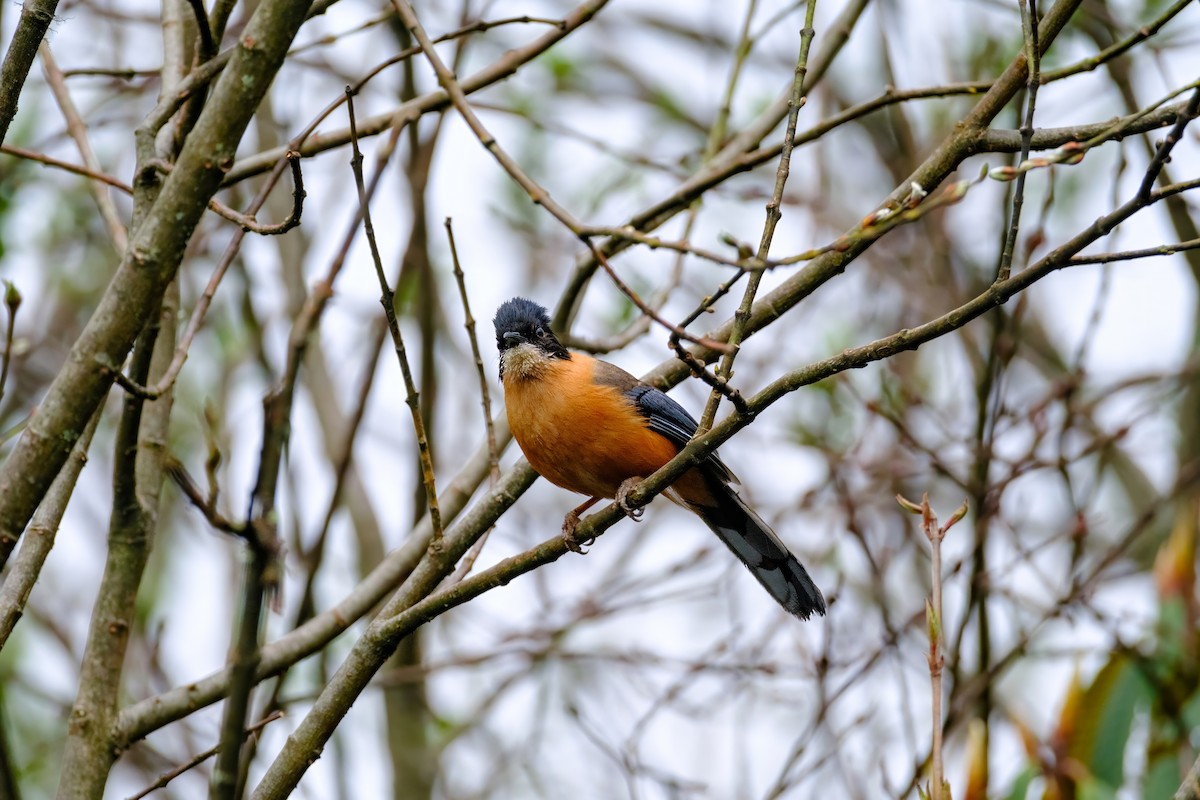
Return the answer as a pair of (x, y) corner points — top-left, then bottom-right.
(493, 297), (826, 620)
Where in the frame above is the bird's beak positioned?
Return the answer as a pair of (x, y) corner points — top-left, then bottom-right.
(503, 331), (523, 345)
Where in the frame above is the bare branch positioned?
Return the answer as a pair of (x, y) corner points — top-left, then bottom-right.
(345, 87), (443, 542)
(0, 0), (318, 571)
(0, 0), (60, 146)
(38, 42), (129, 253)
(699, 3), (817, 432)
(127, 712), (283, 800)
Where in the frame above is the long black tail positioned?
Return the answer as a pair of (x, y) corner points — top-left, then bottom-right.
(687, 479), (826, 620)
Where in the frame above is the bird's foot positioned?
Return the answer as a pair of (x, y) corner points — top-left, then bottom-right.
(616, 477), (645, 522)
(561, 509), (595, 554)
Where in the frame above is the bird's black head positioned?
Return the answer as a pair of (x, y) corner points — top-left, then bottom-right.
(493, 297), (569, 379)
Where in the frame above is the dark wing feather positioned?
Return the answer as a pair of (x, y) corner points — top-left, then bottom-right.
(626, 385), (738, 484)
(625, 385), (696, 448)
(692, 476), (826, 619)
(593, 360), (824, 619)
(590, 358), (737, 483)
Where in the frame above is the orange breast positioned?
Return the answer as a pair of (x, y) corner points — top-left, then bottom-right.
(504, 355), (680, 499)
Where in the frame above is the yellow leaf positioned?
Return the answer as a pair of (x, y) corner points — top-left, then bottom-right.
(963, 719), (988, 800)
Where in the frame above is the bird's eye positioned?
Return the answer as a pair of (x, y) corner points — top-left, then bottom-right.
(535, 326), (546, 338)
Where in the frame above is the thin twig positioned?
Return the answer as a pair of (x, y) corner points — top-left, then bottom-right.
(926, 497), (945, 800)
(291, 12), (562, 57)
(1067, 236), (1200, 265)
(0, 142), (304, 235)
(699, 3), (818, 432)
(1, 143), (132, 190)
(345, 87), (444, 542)
(143, 154), (307, 235)
(402, 1), (580, 230)
(896, 495), (969, 800)
(364, 174), (1200, 651)
(0, 407), (99, 651)
(577, 225), (752, 269)
(996, 0), (1040, 282)
(38, 42), (129, 254)
(291, 317), (388, 628)
(585, 242), (733, 353)
(1137, 85), (1200, 201)
(394, 0), (724, 354)
(666, 267), (750, 399)
(166, 457), (245, 536)
(0, 0), (59, 147)
(223, 1), (607, 185)
(208, 409), (286, 796)
(1042, 0), (1193, 83)
(127, 711), (283, 800)
(111, 151), (305, 401)
(185, 0), (217, 61)
(61, 66), (159, 79)
(216, 152), (305, 236)
(444, 218), (499, 580)
(669, 338), (749, 414)
(445, 218), (499, 487)
(0, 283), (18, 404)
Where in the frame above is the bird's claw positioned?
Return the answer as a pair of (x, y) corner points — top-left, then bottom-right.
(561, 511), (594, 554)
(616, 478), (644, 522)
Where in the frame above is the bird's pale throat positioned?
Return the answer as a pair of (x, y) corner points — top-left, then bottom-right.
(501, 343), (559, 381)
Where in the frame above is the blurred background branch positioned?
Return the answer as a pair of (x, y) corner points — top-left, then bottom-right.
(0, 0), (1197, 798)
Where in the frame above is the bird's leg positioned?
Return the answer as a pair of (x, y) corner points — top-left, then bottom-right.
(615, 477), (645, 521)
(562, 496), (601, 553)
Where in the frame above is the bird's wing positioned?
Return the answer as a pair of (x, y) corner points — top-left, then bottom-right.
(591, 357), (738, 483)
(625, 384), (739, 485)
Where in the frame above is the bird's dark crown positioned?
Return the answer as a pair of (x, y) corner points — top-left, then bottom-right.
(493, 297), (570, 361)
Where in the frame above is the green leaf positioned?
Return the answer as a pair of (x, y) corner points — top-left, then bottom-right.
(1076, 776), (1119, 800)
(1066, 655), (1153, 788)
(1142, 751), (1184, 800)
(1001, 766), (1037, 800)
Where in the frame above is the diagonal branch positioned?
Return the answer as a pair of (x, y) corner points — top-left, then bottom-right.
(0, 0), (318, 572)
(368, 176), (1200, 647)
(38, 42), (129, 253)
(223, 0), (610, 185)
(1137, 86), (1200, 201)
(698, 1), (817, 432)
(996, 0), (1040, 282)
(345, 88), (443, 541)
(0, 0), (59, 146)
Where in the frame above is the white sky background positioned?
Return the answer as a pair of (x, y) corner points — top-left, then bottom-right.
(0, 0), (1198, 797)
